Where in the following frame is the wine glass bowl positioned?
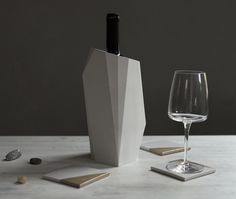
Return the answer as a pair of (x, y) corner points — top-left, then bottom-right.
(167, 70), (209, 174)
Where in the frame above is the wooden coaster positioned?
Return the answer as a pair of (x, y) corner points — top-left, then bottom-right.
(149, 147), (190, 156)
(61, 173), (110, 188)
(141, 140), (191, 156)
(42, 166), (110, 188)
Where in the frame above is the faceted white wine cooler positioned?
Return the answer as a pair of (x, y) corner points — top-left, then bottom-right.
(83, 48), (146, 166)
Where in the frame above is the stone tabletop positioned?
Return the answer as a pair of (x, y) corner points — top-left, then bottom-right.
(0, 136), (235, 199)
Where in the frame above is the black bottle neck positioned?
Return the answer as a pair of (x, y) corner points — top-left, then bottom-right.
(106, 13), (120, 55)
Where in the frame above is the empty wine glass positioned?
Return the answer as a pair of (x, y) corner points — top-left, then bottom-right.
(167, 70), (208, 174)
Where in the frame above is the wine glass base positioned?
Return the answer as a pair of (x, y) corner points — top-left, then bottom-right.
(166, 159), (204, 174)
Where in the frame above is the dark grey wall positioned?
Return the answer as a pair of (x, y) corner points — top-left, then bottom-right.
(0, 0), (236, 135)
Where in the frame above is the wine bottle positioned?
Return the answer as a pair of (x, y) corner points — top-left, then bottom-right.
(106, 13), (120, 55)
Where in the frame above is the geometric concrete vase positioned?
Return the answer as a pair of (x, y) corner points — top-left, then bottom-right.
(82, 48), (146, 166)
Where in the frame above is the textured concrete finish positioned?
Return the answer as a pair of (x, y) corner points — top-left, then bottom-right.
(0, 136), (235, 199)
(83, 49), (145, 166)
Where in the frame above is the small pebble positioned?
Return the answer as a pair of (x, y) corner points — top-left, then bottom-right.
(16, 176), (27, 184)
(29, 158), (42, 165)
(5, 149), (22, 161)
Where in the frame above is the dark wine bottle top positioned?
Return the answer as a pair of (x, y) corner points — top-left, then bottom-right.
(106, 13), (120, 55)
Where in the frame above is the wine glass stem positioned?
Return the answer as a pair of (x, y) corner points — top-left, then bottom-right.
(183, 122), (191, 164)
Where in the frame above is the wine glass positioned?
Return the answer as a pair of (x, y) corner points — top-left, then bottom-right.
(167, 70), (208, 174)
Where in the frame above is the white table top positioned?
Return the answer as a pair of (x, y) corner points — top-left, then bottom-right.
(0, 136), (235, 199)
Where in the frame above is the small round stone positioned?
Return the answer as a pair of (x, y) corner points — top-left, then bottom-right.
(16, 176), (27, 184)
(5, 149), (22, 161)
(29, 158), (42, 165)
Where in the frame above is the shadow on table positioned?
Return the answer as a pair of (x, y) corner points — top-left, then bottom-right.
(1, 153), (114, 177)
